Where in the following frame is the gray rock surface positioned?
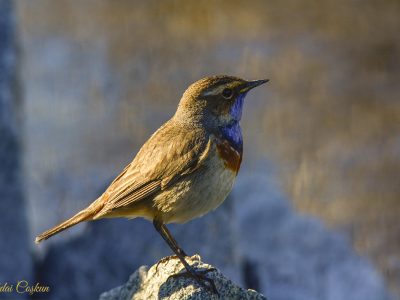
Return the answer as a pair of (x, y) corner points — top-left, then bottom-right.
(234, 171), (393, 300)
(99, 255), (266, 300)
(0, 0), (32, 293)
(36, 199), (238, 300)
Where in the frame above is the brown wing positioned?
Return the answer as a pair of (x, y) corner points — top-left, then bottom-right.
(94, 120), (211, 218)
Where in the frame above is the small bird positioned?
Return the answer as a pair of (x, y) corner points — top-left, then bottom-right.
(35, 75), (268, 293)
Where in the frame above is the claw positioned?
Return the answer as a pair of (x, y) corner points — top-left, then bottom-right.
(155, 250), (190, 273)
(155, 255), (180, 273)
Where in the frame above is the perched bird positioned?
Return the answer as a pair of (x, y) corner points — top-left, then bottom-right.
(35, 75), (268, 293)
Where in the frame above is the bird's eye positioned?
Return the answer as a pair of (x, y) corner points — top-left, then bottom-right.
(222, 88), (233, 99)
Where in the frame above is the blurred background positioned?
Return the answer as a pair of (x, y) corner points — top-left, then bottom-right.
(0, 0), (399, 299)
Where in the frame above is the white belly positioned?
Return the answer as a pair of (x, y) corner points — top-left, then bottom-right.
(153, 146), (237, 224)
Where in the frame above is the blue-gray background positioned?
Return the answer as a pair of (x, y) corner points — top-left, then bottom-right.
(0, 0), (399, 299)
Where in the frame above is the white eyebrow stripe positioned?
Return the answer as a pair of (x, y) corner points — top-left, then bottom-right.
(203, 84), (233, 96)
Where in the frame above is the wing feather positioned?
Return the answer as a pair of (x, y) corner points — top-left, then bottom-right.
(111, 180), (161, 209)
(94, 121), (210, 218)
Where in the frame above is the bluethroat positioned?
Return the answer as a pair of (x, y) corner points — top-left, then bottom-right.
(36, 75), (268, 293)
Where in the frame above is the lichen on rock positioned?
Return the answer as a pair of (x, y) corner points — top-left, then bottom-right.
(99, 255), (266, 300)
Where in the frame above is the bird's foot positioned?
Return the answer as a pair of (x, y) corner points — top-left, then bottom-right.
(156, 255), (179, 272)
(169, 267), (218, 294)
(155, 251), (189, 272)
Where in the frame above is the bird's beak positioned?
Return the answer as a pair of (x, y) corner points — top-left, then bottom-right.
(240, 79), (269, 93)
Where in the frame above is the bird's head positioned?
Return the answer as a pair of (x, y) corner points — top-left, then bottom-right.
(174, 75), (268, 128)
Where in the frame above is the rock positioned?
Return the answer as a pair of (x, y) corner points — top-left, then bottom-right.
(234, 171), (393, 300)
(0, 0), (32, 292)
(99, 255), (266, 300)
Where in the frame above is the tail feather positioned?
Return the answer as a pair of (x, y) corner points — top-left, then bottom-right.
(35, 209), (93, 244)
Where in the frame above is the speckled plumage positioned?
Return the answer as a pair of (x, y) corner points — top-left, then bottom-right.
(35, 75), (268, 245)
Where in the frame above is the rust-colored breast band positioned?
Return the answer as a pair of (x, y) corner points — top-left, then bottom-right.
(216, 139), (242, 174)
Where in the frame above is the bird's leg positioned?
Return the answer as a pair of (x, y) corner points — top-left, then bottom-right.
(160, 223), (188, 257)
(154, 223), (188, 272)
(153, 219), (218, 294)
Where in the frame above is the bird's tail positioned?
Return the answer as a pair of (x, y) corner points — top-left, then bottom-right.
(35, 208), (95, 244)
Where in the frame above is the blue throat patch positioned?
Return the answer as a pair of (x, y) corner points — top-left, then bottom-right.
(220, 122), (243, 153)
(219, 93), (246, 152)
(230, 92), (246, 121)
